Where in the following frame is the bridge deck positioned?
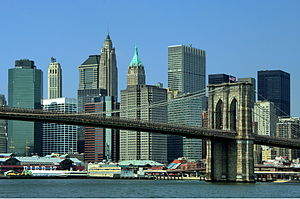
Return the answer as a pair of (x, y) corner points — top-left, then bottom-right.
(1, 107), (300, 149)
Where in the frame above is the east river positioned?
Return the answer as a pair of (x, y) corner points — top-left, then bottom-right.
(1, 179), (300, 198)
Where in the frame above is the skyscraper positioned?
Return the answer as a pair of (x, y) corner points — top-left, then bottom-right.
(258, 70), (290, 116)
(168, 45), (206, 93)
(0, 94), (7, 153)
(254, 101), (278, 162)
(48, 57), (62, 99)
(127, 47), (145, 86)
(120, 47), (168, 163)
(8, 59), (43, 155)
(78, 55), (100, 91)
(42, 98), (77, 156)
(99, 34), (118, 98)
(77, 55), (107, 152)
(276, 117), (300, 160)
(208, 74), (236, 85)
(84, 96), (119, 162)
(254, 101), (278, 137)
(167, 45), (206, 161)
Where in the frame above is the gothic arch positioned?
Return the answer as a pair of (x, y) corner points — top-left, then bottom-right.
(229, 98), (238, 131)
(215, 99), (224, 129)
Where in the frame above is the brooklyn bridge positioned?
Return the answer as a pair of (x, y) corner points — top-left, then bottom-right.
(0, 82), (299, 182)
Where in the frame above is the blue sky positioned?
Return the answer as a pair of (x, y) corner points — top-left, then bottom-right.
(0, 0), (300, 116)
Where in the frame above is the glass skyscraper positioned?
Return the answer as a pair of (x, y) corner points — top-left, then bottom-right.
(8, 59), (43, 156)
(167, 45), (206, 161)
(257, 70), (290, 116)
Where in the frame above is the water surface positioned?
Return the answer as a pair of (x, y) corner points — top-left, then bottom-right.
(1, 179), (300, 198)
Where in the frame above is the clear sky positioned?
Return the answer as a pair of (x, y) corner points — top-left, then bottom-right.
(0, 0), (300, 116)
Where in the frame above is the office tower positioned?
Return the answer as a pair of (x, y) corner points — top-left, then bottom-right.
(258, 70), (290, 116)
(84, 96), (119, 162)
(99, 34), (118, 98)
(120, 47), (168, 163)
(254, 101), (278, 162)
(238, 78), (256, 106)
(208, 74), (236, 85)
(127, 47), (146, 86)
(78, 89), (107, 113)
(77, 55), (107, 152)
(168, 93), (202, 160)
(42, 98), (77, 156)
(168, 45), (205, 93)
(8, 59), (43, 156)
(167, 45), (206, 161)
(79, 55), (100, 91)
(254, 101), (278, 137)
(276, 117), (300, 160)
(0, 94), (7, 153)
(48, 57), (62, 99)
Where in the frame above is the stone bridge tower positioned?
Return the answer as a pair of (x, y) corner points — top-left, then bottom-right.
(206, 82), (255, 182)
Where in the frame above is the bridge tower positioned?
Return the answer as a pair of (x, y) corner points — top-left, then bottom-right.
(206, 82), (255, 182)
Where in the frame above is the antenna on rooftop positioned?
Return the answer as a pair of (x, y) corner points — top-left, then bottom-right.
(107, 23), (110, 35)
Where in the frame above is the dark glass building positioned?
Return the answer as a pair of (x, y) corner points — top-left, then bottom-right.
(258, 70), (290, 116)
(84, 96), (119, 162)
(8, 59), (43, 155)
(208, 74), (236, 85)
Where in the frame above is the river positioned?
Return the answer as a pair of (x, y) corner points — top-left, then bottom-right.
(1, 179), (300, 198)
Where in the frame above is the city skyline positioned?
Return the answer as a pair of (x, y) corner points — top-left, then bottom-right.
(0, 0), (300, 117)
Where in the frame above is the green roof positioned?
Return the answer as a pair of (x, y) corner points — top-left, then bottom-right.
(118, 160), (164, 167)
(129, 46), (143, 67)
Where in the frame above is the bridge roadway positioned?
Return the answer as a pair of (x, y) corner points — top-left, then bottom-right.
(0, 107), (300, 149)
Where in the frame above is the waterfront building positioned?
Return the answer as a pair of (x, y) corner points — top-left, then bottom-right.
(48, 57), (62, 99)
(0, 95), (7, 153)
(120, 47), (168, 163)
(276, 117), (300, 160)
(84, 96), (119, 163)
(208, 74), (236, 85)
(99, 34), (118, 98)
(88, 163), (121, 178)
(0, 153), (84, 173)
(258, 70), (290, 116)
(42, 98), (77, 156)
(8, 59), (43, 156)
(167, 45), (206, 161)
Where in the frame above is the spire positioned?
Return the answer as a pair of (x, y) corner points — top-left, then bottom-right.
(106, 33), (111, 41)
(129, 46), (143, 67)
(103, 33), (112, 49)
